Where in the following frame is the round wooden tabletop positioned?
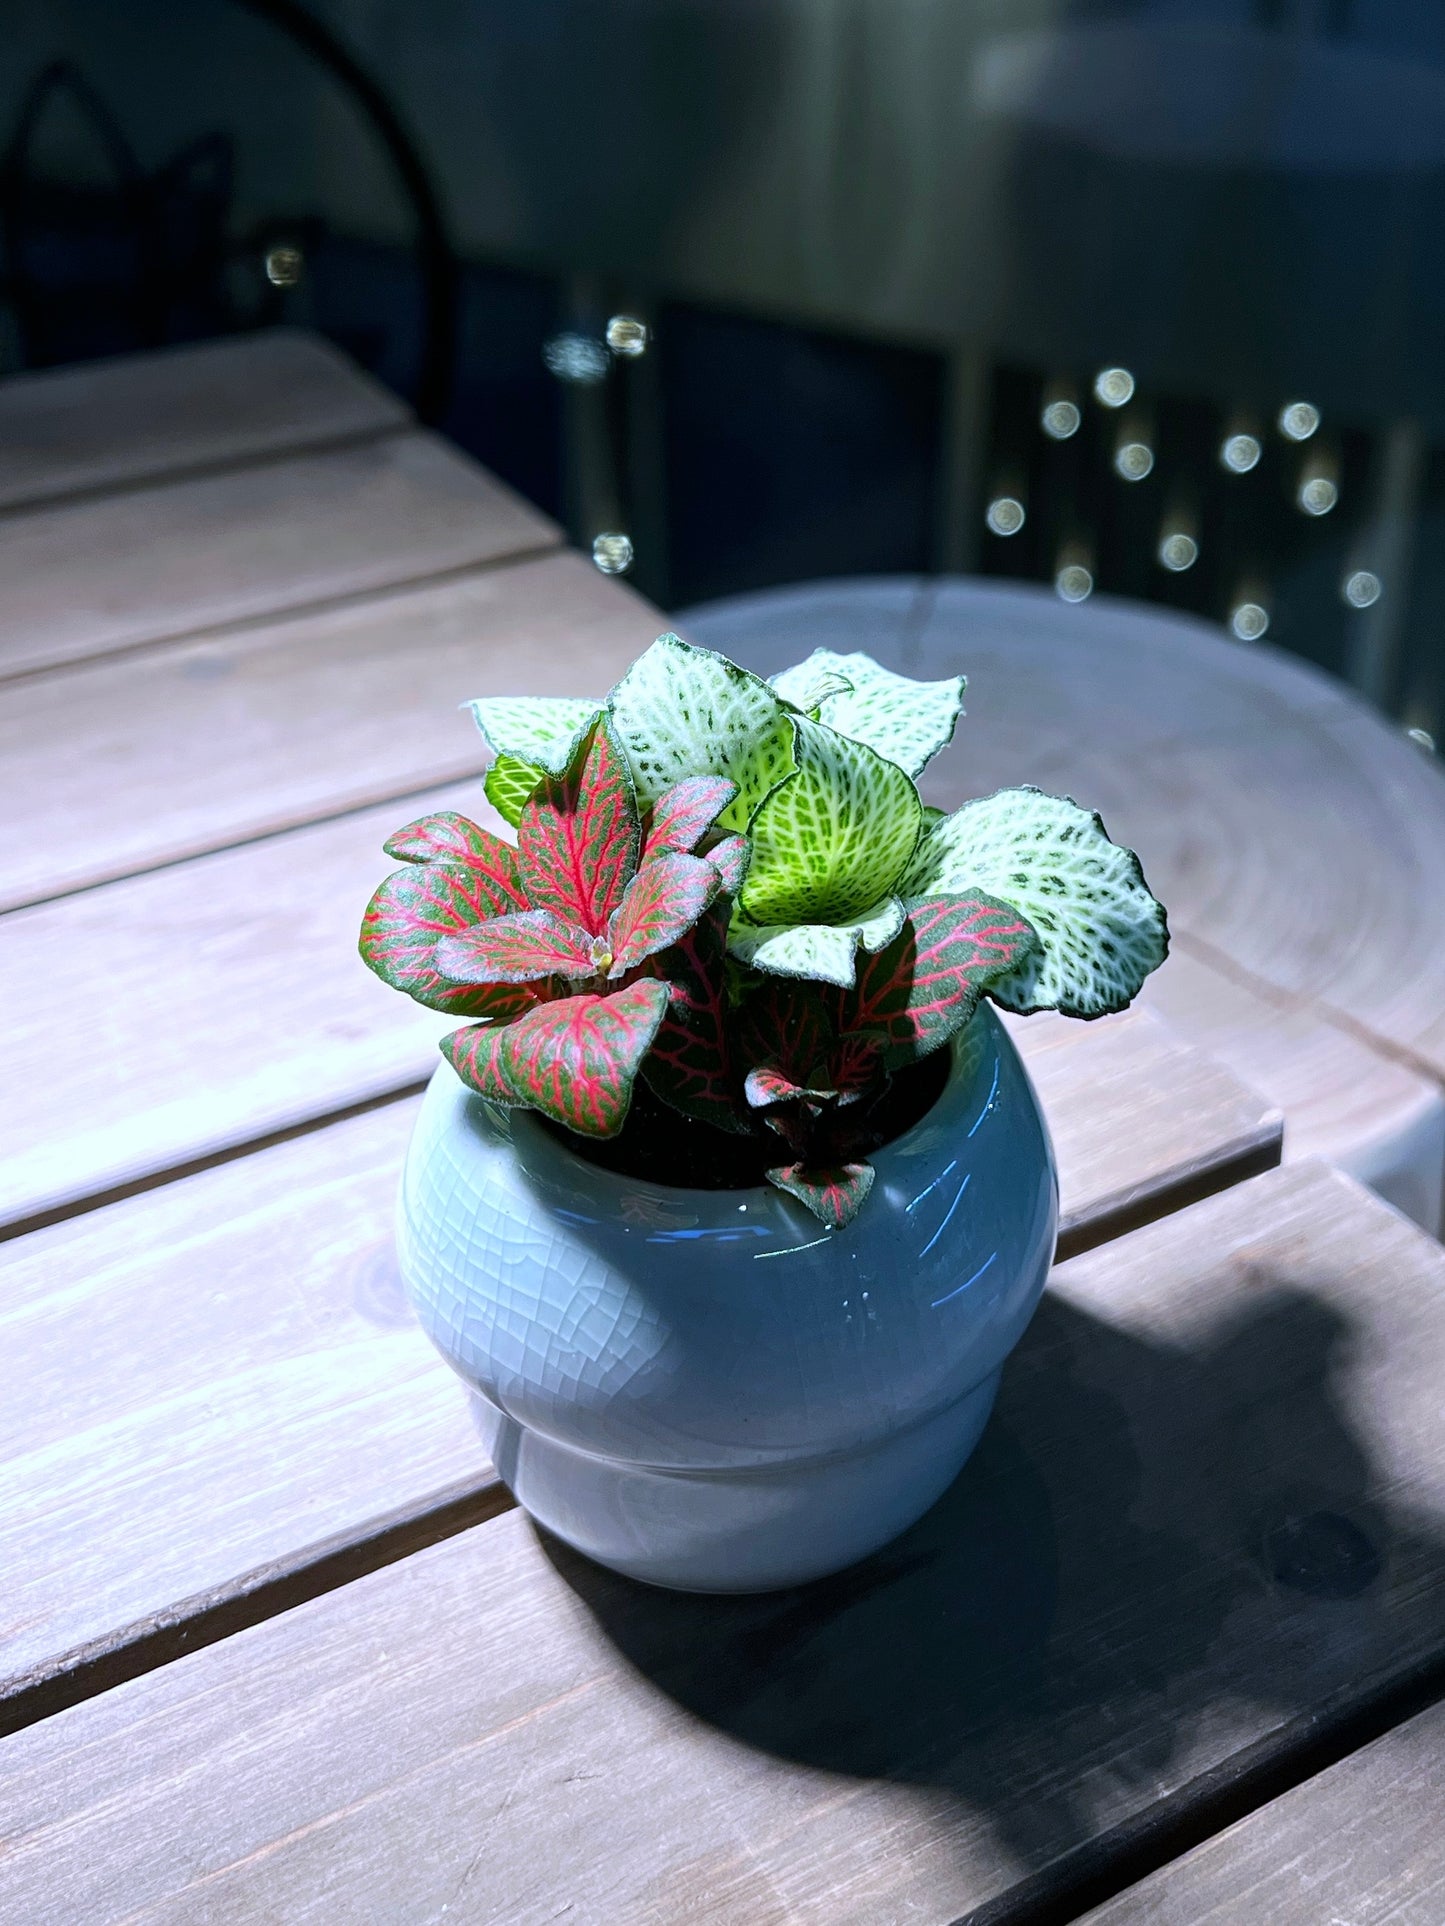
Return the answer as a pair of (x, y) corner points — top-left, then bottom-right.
(678, 576), (1445, 1234)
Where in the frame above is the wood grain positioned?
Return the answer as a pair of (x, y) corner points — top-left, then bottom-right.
(1080, 1699), (1445, 1924)
(0, 786), (470, 1234)
(680, 577), (1445, 1230)
(3, 1162), (1443, 1925)
(0, 782), (1279, 1237)
(0, 1096), (507, 1732)
(0, 429), (556, 680)
(0, 550), (660, 911)
(0, 330), (407, 513)
(1142, 942), (1445, 1235)
(1004, 1004), (1281, 1258)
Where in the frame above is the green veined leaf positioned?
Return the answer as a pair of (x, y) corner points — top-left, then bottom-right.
(728, 895), (905, 988)
(641, 775), (738, 862)
(770, 650), (966, 778)
(382, 811), (527, 911)
(359, 864), (540, 1018)
(766, 1160), (874, 1229)
(900, 787), (1168, 1017)
(517, 717), (640, 936)
(467, 696), (601, 772)
(606, 852), (719, 976)
(442, 978), (670, 1138)
(436, 909), (596, 985)
(483, 755), (545, 828)
(640, 897), (747, 1133)
(607, 632), (797, 830)
(837, 893), (1040, 1067)
(739, 716), (922, 928)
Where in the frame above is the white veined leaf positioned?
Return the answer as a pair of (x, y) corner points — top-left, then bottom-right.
(727, 896), (905, 988)
(466, 696), (601, 773)
(900, 786), (1168, 1017)
(770, 649), (966, 778)
(606, 633), (797, 830)
(740, 715), (922, 929)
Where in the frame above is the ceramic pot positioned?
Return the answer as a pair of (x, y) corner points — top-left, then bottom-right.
(397, 1004), (1057, 1593)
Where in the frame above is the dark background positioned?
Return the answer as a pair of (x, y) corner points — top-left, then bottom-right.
(3, 0), (1443, 738)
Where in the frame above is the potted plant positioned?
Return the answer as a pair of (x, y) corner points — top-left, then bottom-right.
(361, 634), (1167, 1591)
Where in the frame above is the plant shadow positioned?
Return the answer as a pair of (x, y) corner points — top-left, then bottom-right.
(532, 1281), (1445, 1894)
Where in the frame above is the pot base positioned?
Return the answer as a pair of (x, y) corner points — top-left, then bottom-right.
(479, 1369), (1002, 1593)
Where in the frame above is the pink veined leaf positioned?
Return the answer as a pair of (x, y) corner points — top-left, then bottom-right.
(518, 717), (639, 935)
(766, 1160), (876, 1229)
(606, 852), (719, 976)
(734, 977), (834, 1108)
(744, 1064), (834, 1110)
(435, 909), (596, 985)
(639, 896), (748, 1134)
(641, 776), (738, 863)
(830, 1031), (888, 1106)
(359, 864), (541, 1018)
(698, 830), (751, 896)
(381, 813), (526, 913)
(442, 978), (671, 1138)
(839, 892), (1041, 1067)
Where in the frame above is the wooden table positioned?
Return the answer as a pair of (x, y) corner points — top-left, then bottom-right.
(1, 333), (1441, 1926)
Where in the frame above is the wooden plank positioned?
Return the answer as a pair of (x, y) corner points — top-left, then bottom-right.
(1079, 1698), (1445, 1924)
(0, 788), (468, 1235)
(1142, 942), (1445, 1235)
(0, 550), (659, 912)
(3, 1162), (1443, 1925)
(1004, 1005), (1281, 1258)
(0, 786), (1279, 1236)
(0, 330), (408, 513)
(0, 1096), (507, 1735)
(0, 429), (556, 681)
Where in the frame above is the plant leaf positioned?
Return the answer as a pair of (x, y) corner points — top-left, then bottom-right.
(766, 1160), (875, 1229)
(483, 754), (545, 828)
(382, 811), (527, 910)
(606, 852), (718, 976)
(442, 978), (671, 1138)
(728, 894), (905, 988)
(468, 695), (601, 773)
(435, 909), (596, 985)
(641, 775), (739, 861)
(360, 864), (540, 1017)
(607, 632), (798, 830)
(640, 896), (746, 1132)
(771, 650), (966, 778)
(700, 830), (751, 896)
(841, 893), (1039, 1065)
(518, 717), (640, 935)
(900, 788), (1168, 1017)
(740, 716), (922, 928)
(734, 978), (834, 1108)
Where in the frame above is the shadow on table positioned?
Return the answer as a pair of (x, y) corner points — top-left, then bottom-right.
(535, 1285), (1445, 1902)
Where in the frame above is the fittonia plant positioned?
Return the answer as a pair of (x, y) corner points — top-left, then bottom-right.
(361, 633), (1168, 1227)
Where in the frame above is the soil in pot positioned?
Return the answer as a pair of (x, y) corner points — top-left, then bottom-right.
(541, 1048), (953, 1192)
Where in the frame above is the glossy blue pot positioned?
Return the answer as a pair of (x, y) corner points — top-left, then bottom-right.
(398, 1004), (1057, 1592)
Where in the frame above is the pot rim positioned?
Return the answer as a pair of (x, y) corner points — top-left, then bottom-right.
(479, 1007), (1003, 1211)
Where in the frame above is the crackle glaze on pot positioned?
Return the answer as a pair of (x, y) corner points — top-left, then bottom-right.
(398, 1004), (1057, 1592)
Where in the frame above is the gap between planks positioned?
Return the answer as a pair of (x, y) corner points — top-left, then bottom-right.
(4, 1164), (1443, 1926)
(0, 1478), (514, 1744)
(0, 537), (562, 696)
(0, 416), (412, 527)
